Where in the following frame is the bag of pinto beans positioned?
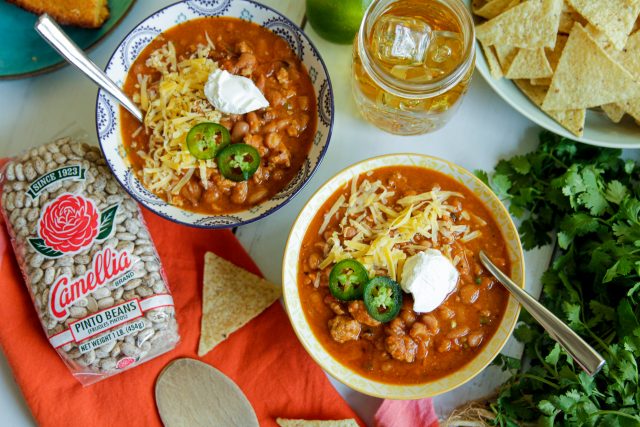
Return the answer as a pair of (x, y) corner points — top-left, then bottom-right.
(0, 137), (179, 385)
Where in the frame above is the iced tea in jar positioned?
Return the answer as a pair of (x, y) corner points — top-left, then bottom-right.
(352, 0), (475, 135)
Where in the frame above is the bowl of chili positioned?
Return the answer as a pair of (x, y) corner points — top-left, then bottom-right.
(96, 0), (333, 228)
(282, 154), (525, 399)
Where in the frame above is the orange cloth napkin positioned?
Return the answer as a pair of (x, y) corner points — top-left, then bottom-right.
(0, 207), (362, 427)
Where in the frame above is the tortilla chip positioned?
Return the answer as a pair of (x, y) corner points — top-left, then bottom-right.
(531, 78), (552, 85)
(475, 0), (520, 19)
(475, 0), (563, 48)
(515, 79), (586, 136)
(276, 419), (359, 427)
(542, 24), (640, 111)
(584, 24), (617, 51)
(198, 252), (282, 357)
(529, 34), (568, 85)
(545, 34), (569, 70)
(558, 6), (575, 34)
(472, 0), (489, 13)
(481, 42), (504, 79)
(566, 0), (640, 50)
(611, 31), (640, 123)
(505, 48), (553, 79)
(620, 98), (640, 121)
(494, 44), (518, 72)
(614, 30), (640, 76)
(601, 103), (626, 123)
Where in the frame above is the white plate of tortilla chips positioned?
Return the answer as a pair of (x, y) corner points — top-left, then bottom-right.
(466, 0), (640, 148)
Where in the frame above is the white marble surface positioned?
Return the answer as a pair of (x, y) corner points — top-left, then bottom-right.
(0, 1), (557, 426)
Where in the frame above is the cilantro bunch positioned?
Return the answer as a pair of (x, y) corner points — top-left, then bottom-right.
(477, 131), (640, 426)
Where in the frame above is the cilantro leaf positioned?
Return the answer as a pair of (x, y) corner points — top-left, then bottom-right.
(474, 169), (489, 186)
(514, 323), (537, 344)
(576, 167), (609, 216)
(605, 180), (628, 205)
(511, 155), (531, 174)
(545, 343), (561, 367)
(491, 174), (512, 199)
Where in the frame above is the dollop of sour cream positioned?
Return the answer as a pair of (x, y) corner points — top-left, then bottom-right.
(204, 69), (269, 115)
(400, 249), (459, 313)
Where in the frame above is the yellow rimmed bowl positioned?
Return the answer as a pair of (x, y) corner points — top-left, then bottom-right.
(282, 153), (525, 399)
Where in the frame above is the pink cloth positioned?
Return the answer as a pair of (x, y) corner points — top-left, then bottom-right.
(375, 399), (439, 427)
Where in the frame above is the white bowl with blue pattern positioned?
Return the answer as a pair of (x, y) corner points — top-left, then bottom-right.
(96, 0), (334, 228)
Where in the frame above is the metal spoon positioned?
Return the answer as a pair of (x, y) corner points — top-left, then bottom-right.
(479, 251), (605, 376)
(34, 14), (144, 122)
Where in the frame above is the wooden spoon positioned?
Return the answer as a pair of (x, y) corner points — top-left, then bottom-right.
(155, 358), (259, 427)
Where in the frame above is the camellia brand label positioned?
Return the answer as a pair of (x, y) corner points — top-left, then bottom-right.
(48, 246), (134, 320)
(71, 300), (143, 343)
(78, 318), (147, 354)
(26, 165), (85, 199)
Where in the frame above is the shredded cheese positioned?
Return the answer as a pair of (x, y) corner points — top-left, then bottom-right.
(318, 177), (486, 282)
(133, 41), (223, 199)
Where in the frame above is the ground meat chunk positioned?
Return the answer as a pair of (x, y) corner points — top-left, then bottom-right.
(324, 295), (345, 315)
(348, 300), (381, 327)
(385, 335), (418, 363)
(328, 315), (361, 343)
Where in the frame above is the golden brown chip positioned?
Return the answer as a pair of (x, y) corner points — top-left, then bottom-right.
(601, 104), (626, 123)
(619, 99), (640, 122)
(584, 24), (617, 51)
(566, 0), (640, 50)
(494, 44), (518, 72)
(475, 0), (520, 20)
(558, 6), (575, 34)
(612, 31), (640, 124)
(475, 0), (563, 48)
(531, 78), (552, 86)
(198, 252), (282, 357)
(505, 48), (553, 79)
(276, 419), (359, 427)
(481, 42), (504, 79)
(613, 30), (640, 76)
(515, 79), (586, 136)
(542, 24), (640, 111)
(545, 34), (569, 70)
(529, 34), (567, 86)
(472, 0), (489, 13)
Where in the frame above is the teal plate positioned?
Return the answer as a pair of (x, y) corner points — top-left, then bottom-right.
(0, 0), (135, 79)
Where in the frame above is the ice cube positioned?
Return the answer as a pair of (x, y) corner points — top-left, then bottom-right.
(425, 31), (464, 76)
(372, 15), (432, 66)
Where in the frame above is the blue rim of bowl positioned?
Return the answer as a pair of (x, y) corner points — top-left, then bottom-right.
(95, 0), (334, 229)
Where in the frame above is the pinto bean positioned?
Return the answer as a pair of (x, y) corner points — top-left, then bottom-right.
(230, 181), (248, 204)
(231, 121), (250, 142)
(421, 314), (440, 334)
(468, 331), (484, 347)
(447, 326), (470, 340)
(459, 284), (480, 304)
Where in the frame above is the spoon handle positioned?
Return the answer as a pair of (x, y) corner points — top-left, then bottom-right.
(479, 251), (605, 376)
(34, 14), (144, 122)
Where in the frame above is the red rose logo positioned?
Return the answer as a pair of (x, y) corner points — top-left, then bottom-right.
(39, 194), (99, 253)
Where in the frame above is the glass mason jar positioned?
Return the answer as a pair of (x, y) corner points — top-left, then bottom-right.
(352, 0), (475, 135)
